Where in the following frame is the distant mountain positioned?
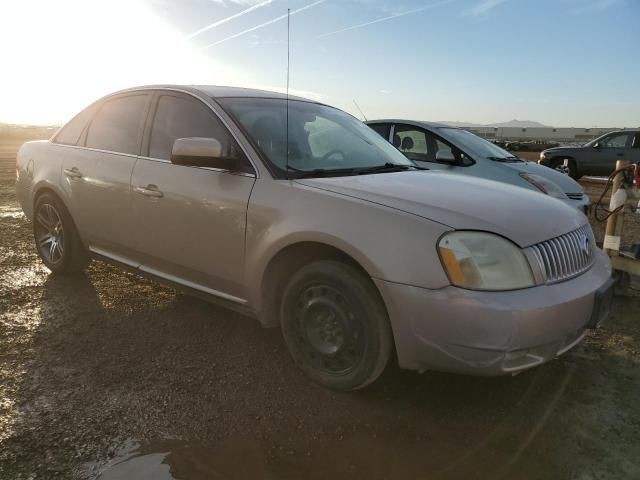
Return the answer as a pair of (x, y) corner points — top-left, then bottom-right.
(490, 119), (551, 128)
(438, 119), (552, 128)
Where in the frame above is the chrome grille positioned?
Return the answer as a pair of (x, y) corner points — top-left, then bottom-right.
(526, 224), (595, 284)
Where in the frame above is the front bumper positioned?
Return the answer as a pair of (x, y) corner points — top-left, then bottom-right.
(375, 249), (612, 376)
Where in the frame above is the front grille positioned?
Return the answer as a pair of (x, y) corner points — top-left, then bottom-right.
(526, 224), (595, 284)
(566, 193), (584, 200)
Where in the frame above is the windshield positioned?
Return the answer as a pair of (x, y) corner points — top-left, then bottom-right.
(438, 128), (522, 162)
(218, 97), (413, 177)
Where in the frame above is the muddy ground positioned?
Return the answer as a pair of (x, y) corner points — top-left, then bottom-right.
(1, 150), (640, 480)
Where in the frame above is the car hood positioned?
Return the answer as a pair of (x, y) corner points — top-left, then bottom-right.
(503, 160), (584, 194)
(296, 171), (586, 248)
(543, 146), (584, 155)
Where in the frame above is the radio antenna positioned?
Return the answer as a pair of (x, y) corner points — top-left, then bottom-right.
(353, 99), (367, 121)
(285, 8), (291, 178)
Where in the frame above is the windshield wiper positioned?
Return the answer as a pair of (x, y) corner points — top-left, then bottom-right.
(287, 163), (426, 179)
(286, 166), (357, 178)
(354, 163), (426, 175)
(488, 156), (522, 163)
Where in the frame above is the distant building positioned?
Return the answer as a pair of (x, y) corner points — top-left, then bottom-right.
(462, 126), (634, 143)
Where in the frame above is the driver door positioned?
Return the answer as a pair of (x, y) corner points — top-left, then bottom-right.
(130, 92), (256, 301)
(591, 132), (632, 176)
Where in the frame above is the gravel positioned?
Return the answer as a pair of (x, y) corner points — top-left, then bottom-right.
(1, 157), (639, 480)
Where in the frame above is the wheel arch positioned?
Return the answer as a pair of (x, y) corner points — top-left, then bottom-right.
(33, 181), (69, 210)
(32, 182), (86, 247)
(258, 240), (386, 329)
(550, 155), (579, 176)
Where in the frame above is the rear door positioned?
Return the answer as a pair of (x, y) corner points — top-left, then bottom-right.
(130, 91), (255, 301)
(54, 103), (99, 237)
(81, 92), (152, 260)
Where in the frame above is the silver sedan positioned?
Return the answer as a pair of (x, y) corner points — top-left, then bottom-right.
(16, 85), (613, 390)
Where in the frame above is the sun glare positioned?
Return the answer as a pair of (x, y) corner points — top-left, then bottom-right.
(0, 0), (243, 125)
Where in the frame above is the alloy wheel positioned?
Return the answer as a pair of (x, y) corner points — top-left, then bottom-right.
(35, 203), (65, 265)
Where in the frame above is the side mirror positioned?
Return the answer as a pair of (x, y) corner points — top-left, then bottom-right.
(436, 149), (458, 165)
(171, 137), (235, 170)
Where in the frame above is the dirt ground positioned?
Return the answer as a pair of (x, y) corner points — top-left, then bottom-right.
(1, 146), (640, 480)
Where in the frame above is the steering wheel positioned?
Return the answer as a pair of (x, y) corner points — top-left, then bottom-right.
(321, 149), (346, 164)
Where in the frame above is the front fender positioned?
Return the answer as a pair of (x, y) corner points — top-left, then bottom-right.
(244, 179), (453, 311)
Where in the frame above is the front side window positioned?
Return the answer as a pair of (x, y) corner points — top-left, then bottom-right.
(600, 133), (631, 149)
(218, 98), (412, 177)
(438, 127), (518, 163)
(53, 104), (96, 146)
(149, 94), (239, 161)
(85, 94), (149, 155)
(394, 125), (465, 165)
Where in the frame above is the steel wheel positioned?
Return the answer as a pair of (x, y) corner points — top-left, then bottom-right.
(292, 284), (366, 375)
(281, 260), (392, 391)
(34, 203), (65, 266)
(554, 164), (571, 175)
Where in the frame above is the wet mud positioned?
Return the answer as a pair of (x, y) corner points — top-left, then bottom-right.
(1, 156), (639, 479)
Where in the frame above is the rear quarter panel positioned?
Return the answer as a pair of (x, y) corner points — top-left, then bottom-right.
(16, 140), (64, 220)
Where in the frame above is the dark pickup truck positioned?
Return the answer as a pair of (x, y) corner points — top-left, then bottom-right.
(539, 129), (640, 178)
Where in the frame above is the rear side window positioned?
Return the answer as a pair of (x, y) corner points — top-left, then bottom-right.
(86, 94), (149, 155)
(395, 126), (429, 162)
(53, 105), (96, 146)
(149, 94), (238, 161)
(368, 123), (390, 140)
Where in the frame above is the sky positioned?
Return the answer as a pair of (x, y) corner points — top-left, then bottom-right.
(1, 0), (638, 126)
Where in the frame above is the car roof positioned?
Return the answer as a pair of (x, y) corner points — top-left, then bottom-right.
(368, 120), (640, 134)
(108, 84), (319, 104)
(366, 119), (454, 130)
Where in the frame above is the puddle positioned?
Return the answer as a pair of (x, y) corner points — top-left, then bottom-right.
(97, 452), (174, 480)
(88, 438), (278, 480)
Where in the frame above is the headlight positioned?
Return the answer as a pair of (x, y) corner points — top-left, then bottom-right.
(520, 173), (567, 199)
(438, 231), (535, 291)
(539, 151), (546, 161)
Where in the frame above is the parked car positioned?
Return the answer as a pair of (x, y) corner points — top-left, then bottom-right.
(16, 85), (613, 390)
(367, 120), (590, 212)
(539, 129), (640, 178)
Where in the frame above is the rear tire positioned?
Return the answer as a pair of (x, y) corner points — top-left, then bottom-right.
(280, 260), (392, 391)
(33, 193), (89, 273)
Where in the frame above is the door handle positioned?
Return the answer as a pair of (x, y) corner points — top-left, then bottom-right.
(63, 167), (83, 179)
(616, 153), (624, 157)
(134, 184), (164, 198)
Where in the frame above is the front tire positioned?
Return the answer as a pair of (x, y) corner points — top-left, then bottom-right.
(280, 261), (392, 391)
(33, 193), (89, 273)
(550, 158), (578, 179)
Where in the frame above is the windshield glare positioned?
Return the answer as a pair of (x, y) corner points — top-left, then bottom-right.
(439, 128), (518, 160)
(218, 98), (413, 176)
